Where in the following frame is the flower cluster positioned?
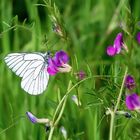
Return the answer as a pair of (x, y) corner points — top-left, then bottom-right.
(107, 31), (140, 57)
(125, 93), (140, 111)
(124, 75), (140, 111)
(106, 33), (124, 56)
(47, 50), (71, 75)
(106, 32), (129, 56)
(125, 75), (135, 90)
(106, 31), (140, 112)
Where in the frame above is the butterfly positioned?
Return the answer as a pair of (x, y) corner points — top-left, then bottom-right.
(4, 52), (50, 95)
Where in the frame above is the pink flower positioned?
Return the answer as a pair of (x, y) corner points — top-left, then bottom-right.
(75, 70), (86, 80)
(47, 50), (71, 75)
(26, 111), (52, 124)
(106, 33), (127, 56)
(125, 75), (135, 90)
(106, 46), (117, 56)
(125, 93), (140, 110)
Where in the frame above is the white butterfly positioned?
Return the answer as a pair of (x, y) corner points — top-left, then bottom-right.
(4, 52), (50, 95)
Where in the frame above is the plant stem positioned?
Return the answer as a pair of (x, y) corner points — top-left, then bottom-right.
(48, 126), (55, 140)
(109, 111), (115, 140)
(114, 67), (128, 112)
(109, 67), (128, 140)
(48, 75), (121, 140)
(52, 75), (118, 122)
(48, 81), (71, 140)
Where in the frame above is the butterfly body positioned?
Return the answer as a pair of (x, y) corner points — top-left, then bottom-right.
(4, 52), (50, 95)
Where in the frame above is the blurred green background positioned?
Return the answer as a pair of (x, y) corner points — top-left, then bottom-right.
(1, 0), (140, 140)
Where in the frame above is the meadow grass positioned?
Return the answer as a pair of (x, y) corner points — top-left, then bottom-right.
(1, 0), (140, 140)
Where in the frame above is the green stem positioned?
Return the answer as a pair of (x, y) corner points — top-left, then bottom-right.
(109, 111), (115, 140)
(48, 81), (71, 140)
(52, 75), (117, 123)
(114, 67), (128, 112)
(48, 94), (67, 140)
(52, 76), (103, 122)
(48, 126), (55, 140)
(54, 95), (68, 126)
(109, 67), (128, 140)
(48, 75), (120, 140)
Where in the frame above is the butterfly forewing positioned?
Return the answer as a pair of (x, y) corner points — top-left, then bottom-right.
(4, 53), (49, 95)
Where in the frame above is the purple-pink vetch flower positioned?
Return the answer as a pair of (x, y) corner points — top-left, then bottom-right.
(26, 112), (38, 123)
(47, 50), (71, 76)
(125, 93), (140, 110)
(106, 33), (128, 56)
(75, 70), (86, 80)
(136, 32), (140, 44)
(125, 75), (135, 90)
(26, 111), (52, 124)
(106, 46), (117, 56)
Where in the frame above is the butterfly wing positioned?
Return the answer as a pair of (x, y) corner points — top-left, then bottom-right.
(4, 53), (49, 95)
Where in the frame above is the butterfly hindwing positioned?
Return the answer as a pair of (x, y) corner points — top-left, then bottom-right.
(21, 61), (49, 95)
(4, 53), (49, 95)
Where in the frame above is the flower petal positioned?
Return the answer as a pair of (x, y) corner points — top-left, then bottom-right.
(26, 112), (38, 123)
(47, 58), (58, 75)
(106, 46), (117, 56)
(125, 75), (135, 90)
(57, 63), (71, 73)
(114, 33), (123, 54)
(47, 51), (70, 75)
(54, 51), (69, 66)
(125, 93), (140, 110)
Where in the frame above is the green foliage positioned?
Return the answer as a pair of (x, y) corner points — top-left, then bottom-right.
(1, 0), (140, 140)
